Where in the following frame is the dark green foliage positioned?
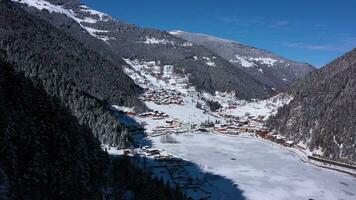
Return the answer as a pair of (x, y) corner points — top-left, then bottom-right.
(0, 59), (187, 199)
(0, 1), (144, 147)
(111, 157), (187, 200)
(206, 100), (222, 112)
(0, 59), (111, 199)
(0, 164), (9, 200)
(267, 48), (356, 164)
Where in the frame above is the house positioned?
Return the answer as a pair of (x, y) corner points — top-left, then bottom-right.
(216, 127), (227, 133)
(146, 148), (160, 155)
(127, 111), (136, 116)
(166, 119), (174, 125)
(275, 135), (286, 144)
(256, 130), (269, 138)
(214, 124), (222, 130)
(284, 140), (295, 147)
(239, 127), (249, 133)
(228, 104), (237, 109)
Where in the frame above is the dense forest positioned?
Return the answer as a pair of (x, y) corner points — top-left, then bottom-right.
(0, 1), (146, 147)
(0, 58), (186, 199)
(267, 48), (356, 164)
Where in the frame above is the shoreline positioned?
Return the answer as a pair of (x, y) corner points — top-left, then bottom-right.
(205, 130), (356, 177)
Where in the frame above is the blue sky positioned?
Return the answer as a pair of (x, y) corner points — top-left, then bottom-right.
(82, 0), (356, 67)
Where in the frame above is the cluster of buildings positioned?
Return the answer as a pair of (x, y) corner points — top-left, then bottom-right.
(140, 89), (184, 105)
(256, 130), (295, 147)
(213, 123), (240, 135)
(210, 115), (266, 136)
(138, 147), (211, 199)
(148, 119), (194, 137)
(138, 110), (169, 120)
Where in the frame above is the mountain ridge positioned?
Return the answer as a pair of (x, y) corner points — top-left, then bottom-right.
(12, 0), (278, 99)
(170, 30), (315, 90)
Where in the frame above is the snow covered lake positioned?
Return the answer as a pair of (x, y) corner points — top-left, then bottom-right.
(149, 133), (356, 200)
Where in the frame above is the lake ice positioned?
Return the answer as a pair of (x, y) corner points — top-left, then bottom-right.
(150, 133), (356, 200)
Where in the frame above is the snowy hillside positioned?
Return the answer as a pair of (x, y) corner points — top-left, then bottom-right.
(12, 0), (276, 99)
(170, 30), (315, 90)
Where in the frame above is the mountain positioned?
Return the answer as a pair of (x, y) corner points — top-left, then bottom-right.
(0, 58), (111, 199)
(0, 58), (187, 200)
(170, 30), (315, 90)
(11, 0), (276, 99)
(0, 0), (147, 147)
(267, 48), (356, 164)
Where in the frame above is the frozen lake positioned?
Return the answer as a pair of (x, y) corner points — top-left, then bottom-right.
(150, 133), (356, 200)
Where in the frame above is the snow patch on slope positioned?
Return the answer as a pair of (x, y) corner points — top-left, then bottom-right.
(11, 0), (113, 42)
(79, 5), (111, 21)
(168, 30), (185, 35)
(230, 54), (278, 68)
(202, 57), (216, 67)
(230, 55), (256, 68)
(218, 94), (293, 119)
(143, 37), (175, 45)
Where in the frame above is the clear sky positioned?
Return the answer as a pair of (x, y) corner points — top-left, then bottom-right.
(81, 0), (356, 67)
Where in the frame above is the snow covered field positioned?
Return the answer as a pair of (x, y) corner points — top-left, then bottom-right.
(121, 54), (355, 200)
(149, 133), (356, 200)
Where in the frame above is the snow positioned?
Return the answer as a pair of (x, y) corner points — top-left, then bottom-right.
(12, 0), (113, 42)
(79, 5), (111, 21)
(202, 57), (216, 67)
(122, 58), (189, 91)
(120, 55), (354, 200)
(252, 57), (277, 66)
(230, 55), (256, 68)
(182, 42), (193, 47)
(220, 94), (293, 119)
(229, 54), (279, 68)
(121, 55), (355, 199)
(112, 105), (134, 113)
(143, 37), (175, 45)
(145, 97), (219, 124)
(168, 30), (185, 35)
(149, 133), (356, 200)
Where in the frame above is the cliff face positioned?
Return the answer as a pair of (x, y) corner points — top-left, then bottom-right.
(267, 49), (356, 164)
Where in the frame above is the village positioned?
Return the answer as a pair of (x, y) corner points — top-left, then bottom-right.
(105, 145), (212, 199)
(116, 57), (356, 199)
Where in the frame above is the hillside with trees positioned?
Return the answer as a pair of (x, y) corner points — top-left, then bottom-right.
(14, 0), (276, 99)
(267, 48), (356, 164)
(0, 58), (186, 200)
(0, 1), (145, 147)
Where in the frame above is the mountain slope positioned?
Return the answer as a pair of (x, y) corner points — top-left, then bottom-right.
(267, 48), (356, 164)
(0, 1), (142, 147)
(0, 59), (111, 199)
(170, 30), (315, 90)
(0, 58), (187, 200)
(12, 0), (276, 99)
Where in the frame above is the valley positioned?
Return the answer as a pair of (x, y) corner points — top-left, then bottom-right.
(111, 55), (356, 199)
(2, 1), (355, 200)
